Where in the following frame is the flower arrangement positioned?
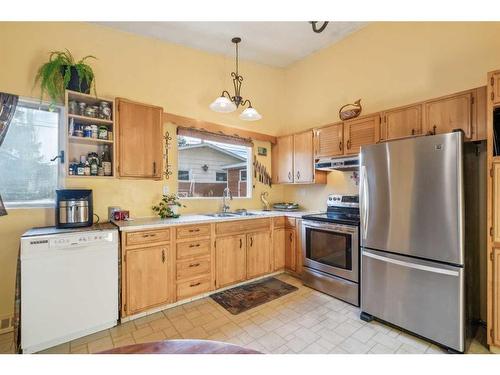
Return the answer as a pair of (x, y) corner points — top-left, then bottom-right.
(152, 194), (186, 219)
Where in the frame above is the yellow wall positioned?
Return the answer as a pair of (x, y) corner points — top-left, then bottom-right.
(0, 22), (284, 318)
(283, 21), (500, 209)
(2, 21), (500, 318)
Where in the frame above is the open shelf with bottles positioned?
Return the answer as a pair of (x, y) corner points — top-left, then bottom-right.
(65, 90), (115, 178)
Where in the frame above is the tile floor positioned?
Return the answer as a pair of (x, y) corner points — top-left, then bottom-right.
(0, 274), (492, 354)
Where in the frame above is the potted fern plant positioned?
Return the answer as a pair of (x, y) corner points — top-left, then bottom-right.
(34, 49), (97, 106)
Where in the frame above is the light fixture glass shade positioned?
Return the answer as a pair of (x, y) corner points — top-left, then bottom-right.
(209, 96), (237, 113)
(239, 107), (262, 121)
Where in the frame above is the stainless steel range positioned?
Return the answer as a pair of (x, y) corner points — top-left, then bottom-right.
(301, 194), (360, 306)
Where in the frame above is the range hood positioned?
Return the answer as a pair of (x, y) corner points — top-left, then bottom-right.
(315, 155), (359, 171)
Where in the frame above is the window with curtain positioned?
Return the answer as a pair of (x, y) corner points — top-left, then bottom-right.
(0, 99), (63, 207)
(177, 128), (253, 198)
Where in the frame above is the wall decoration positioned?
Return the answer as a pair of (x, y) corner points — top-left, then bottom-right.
(339, 99), (362, 121)
(163, 131), (173, 179)
(257, 147), (267, 156)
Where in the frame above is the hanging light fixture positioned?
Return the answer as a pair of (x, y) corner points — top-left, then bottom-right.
(310, 21), (329, 33)
(209, 37), (262, 121)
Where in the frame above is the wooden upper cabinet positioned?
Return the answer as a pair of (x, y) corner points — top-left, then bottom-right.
(215, 234), (246, 288)
(314, 123), (343, 157)
(276, 135), (294, 183)
(246, 231), (271, 279)
(491, 72), (500, 105)
(381, 105), (422, 141)
(271, 141), (280, 184)
(293, 131), (314, 183)
(116, 98), (163, 179)
(126, 246), (170, 315)
(424, 91), (473, 139)
(344, 115), (380, 155)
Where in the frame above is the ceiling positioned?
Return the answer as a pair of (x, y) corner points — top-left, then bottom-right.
(95, 22), (367, 67)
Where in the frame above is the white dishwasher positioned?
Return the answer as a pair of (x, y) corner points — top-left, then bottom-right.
(20, 227), (119, 353)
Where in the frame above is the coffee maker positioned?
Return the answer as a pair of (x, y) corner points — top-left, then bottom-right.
(56, 189), (93, 228)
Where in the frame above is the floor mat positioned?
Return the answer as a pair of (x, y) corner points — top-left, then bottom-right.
(210, 277), (298, 315)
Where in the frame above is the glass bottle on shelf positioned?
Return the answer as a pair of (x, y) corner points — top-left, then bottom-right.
(89, 153), (98, 176)
(84, 159), (91, 176)
(102, 145), (112, 176)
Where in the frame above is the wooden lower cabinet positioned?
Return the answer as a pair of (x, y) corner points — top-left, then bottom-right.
(246, 231), (272, 278)
(215, 234), (247, 288)
(284, 229), (297, 272)
(295, 219), (303, 275)
(125, 246), (171, 315)
(492, 248), (500, 347)
(493, 248), (500, 346)
(273, 228), (286, 271)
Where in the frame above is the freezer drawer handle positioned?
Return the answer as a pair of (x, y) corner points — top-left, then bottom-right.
(363, 251), (460, 276)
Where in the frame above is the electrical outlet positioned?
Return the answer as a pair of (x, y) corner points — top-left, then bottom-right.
(0, 314), (13, 334)
(163, 185), (169, 195)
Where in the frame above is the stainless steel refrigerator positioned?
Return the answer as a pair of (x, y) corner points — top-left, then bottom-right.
(359, 131), (481, 353)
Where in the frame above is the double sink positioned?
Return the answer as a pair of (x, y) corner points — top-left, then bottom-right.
(205, 211), (261, 218)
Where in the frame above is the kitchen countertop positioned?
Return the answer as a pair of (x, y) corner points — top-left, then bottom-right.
(112, 210), (319, 232)
(22, 222), (118, 237)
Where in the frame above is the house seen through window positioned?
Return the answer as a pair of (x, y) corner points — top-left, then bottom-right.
(177, 133), (252, 198)
(0, 99), (62, 207)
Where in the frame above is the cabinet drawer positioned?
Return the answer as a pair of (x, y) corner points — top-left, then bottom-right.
(176, 257), (211, 280)
(176, 277), (211, 300)
(176, 240), (211, 260)
(273, 216), (286, 228)
(125, 229), (170, 247)
(273, 216), (296, 229)
(216, 218), (270, 236)
(176, 224), (211, 239)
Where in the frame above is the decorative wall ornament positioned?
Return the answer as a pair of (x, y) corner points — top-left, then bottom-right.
(163, 131), (173, 179)
(339, 99), (362, 121)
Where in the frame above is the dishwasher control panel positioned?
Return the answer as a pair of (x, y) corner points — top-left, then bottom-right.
(49, 232), (114, 248)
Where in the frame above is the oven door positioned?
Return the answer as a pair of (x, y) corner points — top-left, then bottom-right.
(301, 220), (358, 282)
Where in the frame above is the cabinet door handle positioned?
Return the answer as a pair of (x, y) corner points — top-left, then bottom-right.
(189, 243), (201, 248)
(239, 238), (243, 248)
(189, 263), (200, 268)
(288, 171), (292, 181)
(189, 229), (200, 233)
(411, 129), (416, 136)
(339, 141), (342, 151)
(161, 249), (166, 263)
(289, 233), (293, 242)
(296, 171), (300, 180)
(153, 161), (157, 175)
(250, 237), (253, 247)
(347, 140), (351, 149)
(190, 282), (201, 287)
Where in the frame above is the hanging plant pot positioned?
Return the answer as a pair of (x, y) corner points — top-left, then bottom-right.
(61, 65), (91, 94)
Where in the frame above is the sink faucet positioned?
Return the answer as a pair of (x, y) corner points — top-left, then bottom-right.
(222, 187), (233, 213)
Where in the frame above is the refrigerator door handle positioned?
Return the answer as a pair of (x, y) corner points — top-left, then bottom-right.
(360, 165), (369, 240)
(362, 251), (460, 277)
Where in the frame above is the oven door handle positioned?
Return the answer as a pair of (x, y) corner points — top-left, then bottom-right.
(360, 165), (369, 241)
(301, 220), (357, 234)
